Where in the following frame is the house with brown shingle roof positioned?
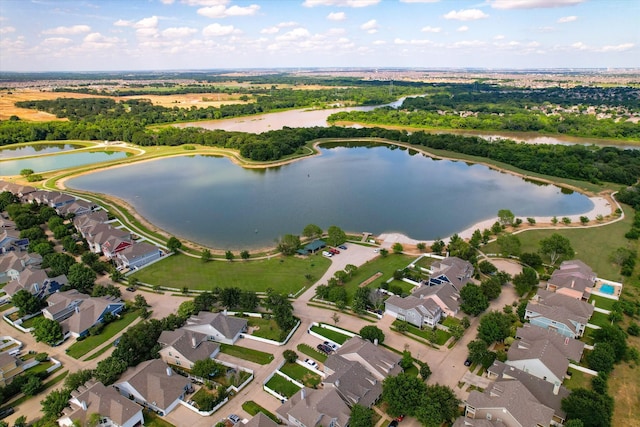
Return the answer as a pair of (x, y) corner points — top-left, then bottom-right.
(245, 412), (279, 427)
(525, 289), (594, 338)
(326, 336), (401, 381)
(427, 256), (474, 288)
(58, 380), (143, 427)
(384, 295), (442, 328)
(410, 282), (461, 318)
(322, 356), (382, 408)
(506, 324), (585, 385)
(546, 259), (596, 301)
(115, 242), (163, 270)
(0, 251), (41, 284)
(114, 359), (191, 417)
(4, 266), (66, 298)
(276, 387), (351, 427)
(56, 199), (96, 217)
(182, 312), (247, 345)
(158, 328), (220, 370)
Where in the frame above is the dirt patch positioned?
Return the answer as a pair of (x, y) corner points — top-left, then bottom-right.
(360, 272), (383, 287)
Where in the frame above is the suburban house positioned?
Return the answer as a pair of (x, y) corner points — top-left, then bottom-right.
(525, 289), (594, 338)
(325, 336), (401, 381)
(0, 251), (42, 284)
(506, 324), (585, 385)
(245, 412), (279, 427)
(427, 256), (474, 288)
(58, 380), (144, 427)
(22, 189), (51, 205)
(158, 328), (220, 370)
(546, 259), (597, 301)
(4, 266), (66, 298)
(73, 210), (109, 234)
(276, 387), (351, 427)
(409, 282), (462, 318)
(0, 352), (24, 387)
(56, 199), (96, 217)
(384, 295), (442, 328)
(182, 311), (248, 345)
(47, 192), (76, 209)
(0, 228), (29, 253)
(42, 290), (125, 338)
(114, 359), (192, 417)
(322, 356), (382, 408)
(116, 242), (163, 270)
(80, 222), (131, 256)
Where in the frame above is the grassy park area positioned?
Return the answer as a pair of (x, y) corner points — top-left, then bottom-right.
(219, 343), (274, 365)
(265, 374), (301, 398)
(65, 310), (141, 359)
(131, 253), (330, 294)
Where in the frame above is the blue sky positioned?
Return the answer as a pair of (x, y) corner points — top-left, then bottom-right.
(0, 0), (638, 72)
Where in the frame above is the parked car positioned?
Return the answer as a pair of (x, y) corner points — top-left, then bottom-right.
(389, 421), (398, 427)
(395, 415), (405, 422)
(324, 341), (338, 350)
(329, 248), (340, 254)
(338, 245), (347, 250)
(317, 344), (333, 354)
(126, 286), (136, 292)
(228, 414), (241, 425)
(0, 407), (14, 420)
(322, 251), (332, 258)
(373, 248), (379, 253)
(464, 358), (472, 367)
(304, 358), (319, 369)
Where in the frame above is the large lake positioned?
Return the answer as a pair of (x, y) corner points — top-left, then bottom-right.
(67, 143), (593, 250)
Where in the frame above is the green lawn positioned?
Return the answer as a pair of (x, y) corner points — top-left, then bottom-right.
(309, 325), (350, 344)
(144, 410), (176, 427)
(392, 320), (450, 345)
(265, 374), (302, 398)
(242, 401), (281, 424)
(248, 317), (285, 341)
(297, 343), (327, 363)
(343, 254), (416, 301)
(220, 343), (274, 365)
(588, 294), (617, 311)
(131, 253), (330, 294)
(66, 310), (140, 359)
(387, 279), (419, 295)
(588, 311), (612, 328)
(564, 367), (593, 391)
(414, 256), (438, 270)
(279, 362), (322, 387)
(481, 205), (633, 281)
(21, 314), (43, 329)
(0, 302), (13, 312)
(442, 317), (462, 328)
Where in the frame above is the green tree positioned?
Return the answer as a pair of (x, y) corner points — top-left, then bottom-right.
(392, 243), (403, 254)
(460, 284), (489, 316)
(469, 229), (482, 248)
(417, 385), (461, 427)
(225, 250), (235, 261)
(201, 248), (212, 262)
(21, 375), (43, 396)
(32, 317), (64, 345)
(416, 242), (427, 252)
(480, 277), (502, 301)
(112, 319), (163, 366)
(352, 287), (371, 315)
(497, 209), (515, 226)
(240, 250), (250, 260)
(539, 233), (574, 265)
(491, 221), (503, 235)
(379, 248), (388, 257)
(263, 290), (296, 331)
(400, 350), (414, 370)
(419, 362), (432, 380)
(513, 266), (538, 296)
(239, 291), (260, 311)
(359, 325), (385, 344)
(67, 262), (97, 293)
(283, 349), (298, 363)
(349, 404), (374, 427)
(192, 358), (222, 379)
(382, 373), (427, 417)
(478, 260), (498, 275)
(326, 225), (347, 246)
(580, 216), (589, 225)
(42, 252), (77, 277)
(167, 236), (182, 252)
(562, 216), (571, 225)
(520, 252), (543, 268)
(431, 239), (445, 255)
(277, 234), (301, 255)
(41, 389), (72, 418)
(302, 223), (323, 239)
(20, 168), (34, 177)
(178, 300), (197, 318)
(94, 356), (128, 385)
(64, 369), (94, 392)
(587, 342), (616, 373)
(592, 324), (628, 362)
(12, 289), (43, 316)
(467, 339), (490, 365)
(478, 311), (513, 344)
(561, 388), (613, 427)
(497, 233), (521, 256)
(449, 324), (465, 341)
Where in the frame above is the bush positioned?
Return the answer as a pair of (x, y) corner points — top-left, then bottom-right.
(627, 322), (640, 336)
(35, 353), (49, 362)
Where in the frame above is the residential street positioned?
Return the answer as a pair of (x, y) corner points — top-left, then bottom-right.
(2, 244), (522, 427)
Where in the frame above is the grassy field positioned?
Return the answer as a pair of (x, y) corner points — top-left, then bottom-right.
(279, 362), (322, 387)
(242, 401), (281, 424)
(131, 253), (330, 294)
(342, 254), (416, 301)
(481, 204), (634, 281)
(610, 333), (640, 426)
(297, 343), (328, 363)
(265, 374), (301, 398)
(588, 294), (618, 311)
(309, 325), (351, 344)
(220, 343), (274, 365)
(247, 317), (285, 341)
(588, 312), (611, 328)
(65, 310), (140, 359)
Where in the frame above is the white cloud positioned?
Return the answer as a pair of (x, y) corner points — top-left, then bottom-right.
(81, 32), (122, 49)
(421, 26), (441, 33)
(457, 25), (469, 32)
(570, 41), (587, 50)
(42, 37), (72, 45)
(599, 43), (634, 52)
(360, 19), (378, 33)
(135, 16), (159, 29)
(0, 26), (15, 34)
(327, 12), (346, 21)
(278, 21), (298, 28)
(557, 15), (577, 23)
(276, 27), (311, 41)
(162, 27), (198, 38)
(160, 0), (175, 4)
(182, 0), (228, 5)
(372, 39), (386, 45)
(488, 0), (585, 9)
(303, 0), (380, 7)
(114, 19), (132, 27)
(261, 26), (279, 34)
(452, 40), (487, 48)
(394, 38), (432, 45)
(198, 4), (259, 18)
(443, 9), (488, 21)
(202, 23), (239, 36)
(42, 24), (91, 35)
(493, 34), (505, 40)
(326, 27), (346, 35)
(399, 0), (440, 3)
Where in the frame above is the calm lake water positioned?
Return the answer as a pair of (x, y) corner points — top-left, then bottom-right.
(0, 151), (130, 176)
(67, 143), (593, 250)
(0, 143), (83, 159)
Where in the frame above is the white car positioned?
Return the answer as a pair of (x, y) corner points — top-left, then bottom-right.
(305, 358), (319, 369)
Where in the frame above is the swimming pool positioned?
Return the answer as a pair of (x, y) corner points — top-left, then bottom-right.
(600, 284), (615, 295)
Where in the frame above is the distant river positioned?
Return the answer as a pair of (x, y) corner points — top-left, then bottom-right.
(67, 143), (593, 250)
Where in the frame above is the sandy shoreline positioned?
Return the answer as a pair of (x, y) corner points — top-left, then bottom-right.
(46, 139), (623, 254)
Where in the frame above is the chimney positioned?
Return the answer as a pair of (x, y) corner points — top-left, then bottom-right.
(192, 336), (197, 349)
(301, 389), (306, 400)
(553, 382), (560, 395)
(374, 338), (378, 346)
(335, 379), (340, 387)
(81, 401), (87, 411)
(166, 367), (173, 377)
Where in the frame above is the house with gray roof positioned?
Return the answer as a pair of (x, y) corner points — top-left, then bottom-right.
(182, 311), (247, 345)
(0, 251), (42, 284)
(73, 210), (108, 232)
(58, 380), (144, 427)
(276, 387), (351, 427)
(546, 259), (596, 301)
(114, 359), (191, 416)
(0, 228), (28, 254)
(56, 199), (96, 217)
(486, 361), (570, 426)
(384, 295), (442, 328)
(158, 328), (220, 370)
(323, 356), (382, 408)
(506, 324), (585, 385)
(427, 256), (474, 288)
(525, 289), (594, 338)
(43, 290), (125, 338)
(326, 336), (401, 381)
(410, 282), (461, 317)
(245, 412), (279, 427)
(116, 242), (163, 270)
(4, 266), (66, 298)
